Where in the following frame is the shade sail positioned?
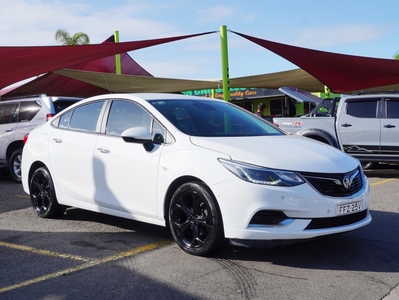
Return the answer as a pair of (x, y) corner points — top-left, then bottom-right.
(50, 67), (325, 93)
(231, 31), (399, 93)
(52, 69), (220, 93)
(2, 36), (154, 98)
(0, 31), (216, 90)
(230, 68), (325, 92)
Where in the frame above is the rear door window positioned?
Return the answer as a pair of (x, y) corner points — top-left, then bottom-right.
(68, 101), (105, 133)
(346, 99), (379, 118)
(386, 99), (399, 118)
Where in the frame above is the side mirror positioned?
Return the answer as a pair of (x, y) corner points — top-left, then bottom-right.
(121, 127), (154, 151)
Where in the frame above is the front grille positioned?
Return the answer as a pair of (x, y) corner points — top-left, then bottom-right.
(299, 167), (363, 197)
(305, 210), (368, 230)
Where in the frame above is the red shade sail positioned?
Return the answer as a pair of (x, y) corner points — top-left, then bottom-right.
(0, 31), (216, 90)
(232, 31), (399, 93)
(2, 35), (154, 98)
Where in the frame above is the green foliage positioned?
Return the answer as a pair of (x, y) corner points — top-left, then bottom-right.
(394, 51), (399, 60)
(55, 29), (90, 45)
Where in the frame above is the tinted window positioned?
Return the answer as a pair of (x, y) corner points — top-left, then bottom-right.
(150, 99), (283, 137)
(0, 103), (18, 124)
(69, 101), (104, 132)
(18, 101), (41, 122)
(346, 100), (378, 118)
(106, 100), (151, 136)
(53, 99), (81, 114)
(386, 99), (399, 119)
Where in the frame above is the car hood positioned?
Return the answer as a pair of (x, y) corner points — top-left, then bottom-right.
(190, 135), (358, 173)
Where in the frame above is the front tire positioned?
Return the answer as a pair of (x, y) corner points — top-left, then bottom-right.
(168, 182), (224, 256)
(29, 166), (65, 218)
(9, 148), (22, 183)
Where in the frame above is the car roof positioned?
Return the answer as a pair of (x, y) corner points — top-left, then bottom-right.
(83, 93), (224, 103)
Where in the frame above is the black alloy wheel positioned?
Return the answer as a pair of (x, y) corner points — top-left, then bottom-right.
(168, 181), (224, 256)
(9, 148), (22, 183)
(29, 166), (65, 218)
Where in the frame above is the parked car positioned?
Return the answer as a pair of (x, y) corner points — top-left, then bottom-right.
(21, 93), (371, 256)
(273, 87), (399, 169)
(0, 94), (82, 182)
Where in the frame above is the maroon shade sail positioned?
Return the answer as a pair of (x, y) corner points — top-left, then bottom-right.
(232, 31), (399, 93)
(0, 31), (216, 91)
(2, 35), (154, 98)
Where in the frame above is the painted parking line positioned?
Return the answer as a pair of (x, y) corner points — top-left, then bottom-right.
(0, 241), (92, 262)
(370, 178), (397, 187)
(0, 240), (171, 293)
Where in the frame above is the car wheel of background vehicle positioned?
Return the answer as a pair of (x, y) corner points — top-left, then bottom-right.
(29, 166), (66, 218)
(8, 148), (22, 183)
(168, 181), (224, 256)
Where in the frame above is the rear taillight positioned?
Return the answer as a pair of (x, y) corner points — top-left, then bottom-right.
(46, 113), (55, 122)
(23, 134), (29, 145)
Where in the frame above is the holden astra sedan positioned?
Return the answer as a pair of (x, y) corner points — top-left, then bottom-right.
(21, 93), (371, 256)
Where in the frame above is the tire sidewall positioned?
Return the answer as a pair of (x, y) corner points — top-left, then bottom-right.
(30, 166), (63, 218)
(168, 181), (223, 256)
(9, 148), (22, 183)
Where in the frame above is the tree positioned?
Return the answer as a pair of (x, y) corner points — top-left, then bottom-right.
(394, 51), (399, 60)
(55, 29), (90, 45)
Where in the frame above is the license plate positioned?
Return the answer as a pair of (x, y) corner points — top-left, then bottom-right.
(336, 201), (362, 215)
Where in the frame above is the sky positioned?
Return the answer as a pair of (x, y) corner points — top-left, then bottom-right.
(2, 0), (399, 83)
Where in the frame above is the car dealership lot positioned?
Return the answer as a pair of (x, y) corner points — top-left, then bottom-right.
(1, 168), (399, 300)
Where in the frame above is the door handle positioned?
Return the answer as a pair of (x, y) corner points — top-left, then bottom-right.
(5, 128), (14, 132)
(384, 124), (396, 128)
(341, 123), (352, 127)
(53, 138), (63, 143)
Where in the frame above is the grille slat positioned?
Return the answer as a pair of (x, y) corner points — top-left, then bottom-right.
(305, 210), (368, 229)
(299, 167), (364, 197)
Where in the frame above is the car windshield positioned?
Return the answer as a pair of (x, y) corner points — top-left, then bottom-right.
(149, 99), (284, 137)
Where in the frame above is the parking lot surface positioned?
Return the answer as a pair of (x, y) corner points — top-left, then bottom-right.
(1, 167), (399, 300)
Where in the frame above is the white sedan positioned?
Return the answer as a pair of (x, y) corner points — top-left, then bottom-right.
(21, 93), (371, 256)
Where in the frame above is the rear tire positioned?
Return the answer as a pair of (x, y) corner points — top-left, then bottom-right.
(168, 182), (224, 256)
(29, 166), (65, 218)
(9, 148), (22, 183)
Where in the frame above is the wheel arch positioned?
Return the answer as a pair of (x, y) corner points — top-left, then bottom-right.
(27, 161), (47, 187)
(298, 128), (339, 148)
(163, 176), (222, 227)
(6, 140), (24, 160)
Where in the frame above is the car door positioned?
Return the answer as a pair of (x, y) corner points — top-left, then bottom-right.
(93, 99), (164, 220)
(337, 98), (381, 157)
(380, 98), (399, 157)
(48, 101), (105, 205)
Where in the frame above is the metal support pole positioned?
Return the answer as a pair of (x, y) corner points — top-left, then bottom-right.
(115, 31), (121, 75)
(220, 25), (230, 101)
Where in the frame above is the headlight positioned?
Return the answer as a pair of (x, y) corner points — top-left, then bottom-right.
(218, 158), (305, 186)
